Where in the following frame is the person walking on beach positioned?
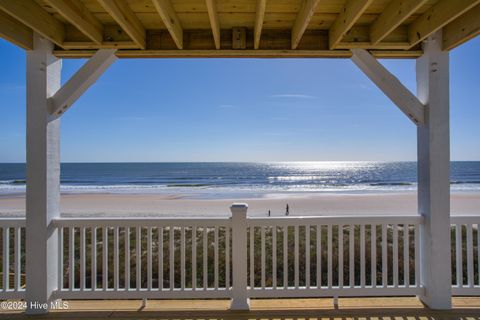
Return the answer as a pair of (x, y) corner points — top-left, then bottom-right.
(285, 204), (289, 216)
(268, 210), (271, 217)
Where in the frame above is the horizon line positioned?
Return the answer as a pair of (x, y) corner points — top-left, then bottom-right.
(1, 160), (479, 164)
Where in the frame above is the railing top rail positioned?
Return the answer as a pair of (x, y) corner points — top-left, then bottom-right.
(53, 216), (232, 227)
(0, 217), (26, 227)
(450, 215), (480, 224)
(247, 215), (424, 226)
(3, 214), (480, 228)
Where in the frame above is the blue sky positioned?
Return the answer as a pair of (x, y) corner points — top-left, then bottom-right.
(0, 37), (478, 162)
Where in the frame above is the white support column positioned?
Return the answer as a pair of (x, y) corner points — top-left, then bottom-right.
(230, 203), (250, 310)
(416, 30), (452, 309)
(25, 33), (61, 314)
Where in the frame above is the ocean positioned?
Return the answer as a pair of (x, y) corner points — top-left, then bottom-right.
(0, 162), (479, 198)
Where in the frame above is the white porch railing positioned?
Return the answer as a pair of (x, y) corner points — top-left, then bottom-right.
(246, 216), (423, 298)
(0, 207), (479, 305)
(451, 216), (480, 296)
(54, 217), (232, 300)
(0, 218), (25, 299)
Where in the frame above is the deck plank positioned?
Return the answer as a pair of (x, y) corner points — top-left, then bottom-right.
(0, 297), (479, 319)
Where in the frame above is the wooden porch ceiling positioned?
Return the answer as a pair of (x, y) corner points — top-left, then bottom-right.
(0, 0), (479, 59)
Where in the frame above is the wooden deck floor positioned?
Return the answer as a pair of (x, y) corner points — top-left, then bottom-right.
(0, 297), (479, 319)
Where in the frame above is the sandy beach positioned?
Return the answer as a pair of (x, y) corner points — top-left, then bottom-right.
(0, 192), (479, 217)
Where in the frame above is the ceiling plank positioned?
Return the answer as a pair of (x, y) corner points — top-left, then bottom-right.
(152, 0), (183, 49)
(329, 0), (373, 49)
(408, 0), (480, 48)
(45, 0), (103, 44)
(205, 0), (221, 49)
(254, 0), (267, 49)
(97, 0), (146, 49)
(291, 0), (321, 50)
(0, 0), (64, 47)
(443, 4), (480, 51)
(370, 0), (428, 45)
(0, 10), (32, 50)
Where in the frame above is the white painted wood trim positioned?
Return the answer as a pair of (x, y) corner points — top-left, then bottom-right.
(48, 49), (117, 117)
(25, 33), (61, 315)
(230, 203), (250, 310)
(351, 48), (425, 125)
(416, 30), (452, 310)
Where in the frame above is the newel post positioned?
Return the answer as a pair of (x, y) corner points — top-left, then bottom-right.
(230, 203), (250, 310)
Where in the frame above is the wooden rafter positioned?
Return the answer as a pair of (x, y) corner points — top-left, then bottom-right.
(254, 0), (267, 50)
(442, 4), (480, 50)
(329, 0), (373, 49)
(45, 0), (103, 44)
(291, 0), (321, 50)
(0, 0), (64, 47)
(408, 0), (480, 48)
(205, 0), (221, 49)
(0, 10), (32, 50)
(97, 0), (146, 49)
(370, 0), (428, 45)
(152, 0), (183, 49)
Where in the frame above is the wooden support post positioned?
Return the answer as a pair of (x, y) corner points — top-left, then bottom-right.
(416, 30), (452, 310)
(230, 203), (250, 310)
(25, 33), (61, 314)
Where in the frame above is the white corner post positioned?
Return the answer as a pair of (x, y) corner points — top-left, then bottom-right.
(25, 34), (116, 314)
(351, 37), (451, 309)
(25, 33), (62, 314)
(416, 30), (452, 309)
(230, 203), (250, 310)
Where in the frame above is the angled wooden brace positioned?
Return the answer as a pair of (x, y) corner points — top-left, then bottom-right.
(351, 48), (425, 125)
(48, 49), (117, 117)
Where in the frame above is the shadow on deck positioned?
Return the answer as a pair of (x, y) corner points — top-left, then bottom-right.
(0, 297), (479, 319)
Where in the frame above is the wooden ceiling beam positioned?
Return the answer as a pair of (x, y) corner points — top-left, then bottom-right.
(97, 0), (146, 49)
(408, 0), (480, 48)
(329, 0), (373, 49)
(442, 4), (480, 51)
(0, 10), (32, 50)
(152, 0), (183, 49)
(254, 0), (267, 50)
(370, 0), (428, 45)
(291, 0), (321, 50)
(205, 0), (221, 49)
(0, 0), (64, 47)
(53, 49), (423, 59)
(45, 0), (103, 44)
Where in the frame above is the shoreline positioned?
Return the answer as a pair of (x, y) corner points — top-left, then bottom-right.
(1, 191), (479, 217)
